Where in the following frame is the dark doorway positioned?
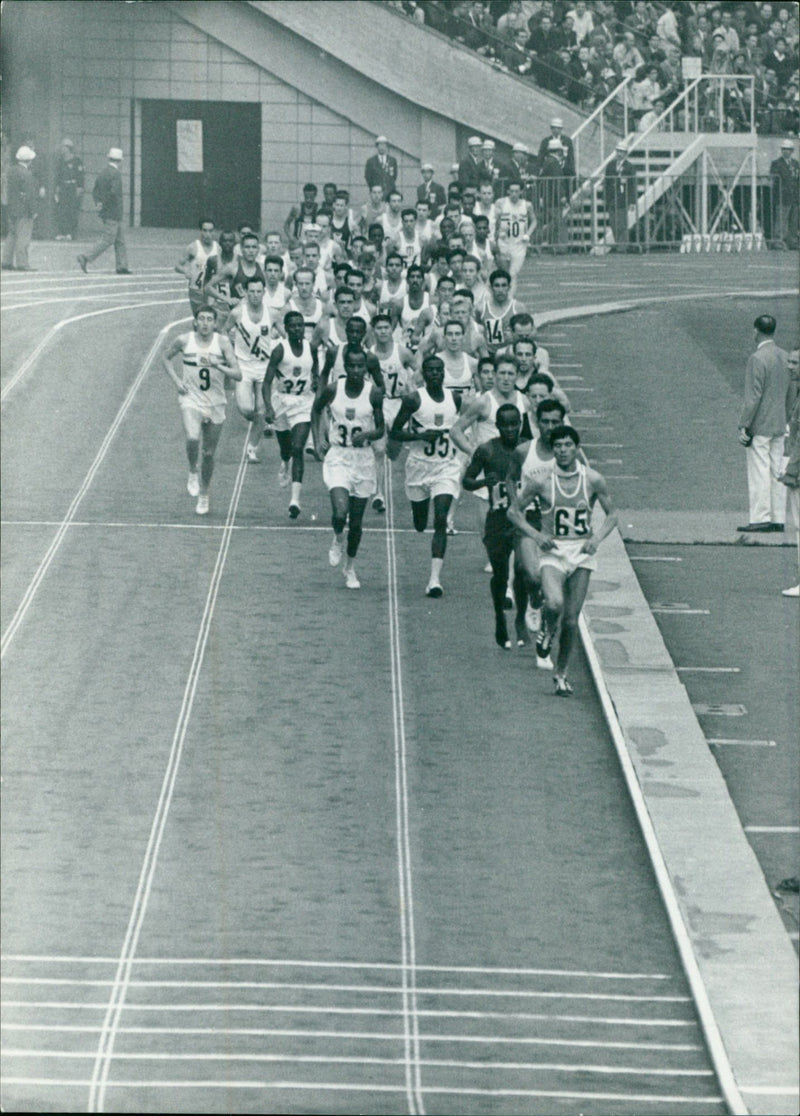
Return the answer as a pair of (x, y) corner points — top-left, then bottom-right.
(140, 100), (261, 229)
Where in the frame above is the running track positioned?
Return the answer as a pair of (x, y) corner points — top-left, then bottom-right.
(4, 251), (788, 1114)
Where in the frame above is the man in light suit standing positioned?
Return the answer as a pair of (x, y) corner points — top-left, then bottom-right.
(365, 136), (398, 196)
(737, 314), (789, 533)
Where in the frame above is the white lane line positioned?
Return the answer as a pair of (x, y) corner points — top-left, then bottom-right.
(740, 1085), (800, 1095)
(629, 556), (682, 562)
(579, 613), (748, 1116)
(1, 266), (174, 281)
(558, 282), (643, 288)
(743, 826), (799, 834)
(2, 1002), (698, 1025)
(3, 277), (181, 299)
(385, 467), (422, 1114)
(0, 1078), (726, 1102)
(692, 704), (747, 716)
(604, 476), (639, 480)
(0, 1024), (700, 1050)
(0, 520), (439, 535)
(0, 956), (672, 979)
(5, 1050), (715, 1076)
(583, 443), (623, 449)
(0, 316), (190, 659)
(1, 300), (187, 403)
(2, 287), (185, 312)
(651, 607), (710, 615)
(708, 739), (776, 748)
(557, 375), (584, 381)
(88, 432), (252, 1114)
(564, 387), (594, 392)
(677, 667), (740, 674)
(4, 978), (690, 1001)
(550, 362), (583, 367)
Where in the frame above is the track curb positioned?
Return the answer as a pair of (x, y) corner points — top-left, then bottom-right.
(538, 295), (799, 1116)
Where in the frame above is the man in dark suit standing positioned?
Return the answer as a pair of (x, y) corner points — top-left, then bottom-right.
(77, 147), (131, 274)
(54, 138), (84, 241)
(537, 118), (576, 180)
(737, 314), (789, 532)
(1, 145), (40, 270)
(417, 163), (446, 219)
(770, 138), (799, 249)
(364, 136), (398, 196)
(603, 141), (637, 250)
(458, 135), (485, 190)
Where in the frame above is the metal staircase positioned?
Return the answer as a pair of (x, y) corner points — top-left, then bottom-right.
(565, 76), (760, 252)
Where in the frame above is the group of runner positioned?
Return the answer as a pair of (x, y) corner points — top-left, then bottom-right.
(163, 196), (618, 695)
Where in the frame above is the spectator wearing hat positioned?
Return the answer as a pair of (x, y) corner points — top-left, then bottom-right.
(538, 138), (570, 250)
(506, 143), (533, 190)
(737, 314), (789, 533)
(365, 136), (398, 195)
(771, 139), (800, 249)
(2, 146), (39, 270)
(417, 163), (446, 219)
(604, 142), (637, 250)
(77, 147), (130, 274)
(54, 138), (84, 242)
(537, 118), (576, 179)
(481, 139), (502, 196)
(459, 136), (485, 190)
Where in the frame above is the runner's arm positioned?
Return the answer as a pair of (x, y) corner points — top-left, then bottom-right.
(461, 444), (491, 492)
(217, 334), (241, 381)
(262, 343), (284, 416)
(311, 382), (337, 454)
(582, 473), (618, 553)
(450, 395), (486, 454)
(162, 336), (187, 393)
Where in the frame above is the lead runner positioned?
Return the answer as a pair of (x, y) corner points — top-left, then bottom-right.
(509, 425), (618, 695)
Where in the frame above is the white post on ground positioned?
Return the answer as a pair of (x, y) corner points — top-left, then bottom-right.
(700, 149), (708, 236)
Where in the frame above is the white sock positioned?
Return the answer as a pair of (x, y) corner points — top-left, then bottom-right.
(290, 482), (302, 504)
(430, 556), (443, 583)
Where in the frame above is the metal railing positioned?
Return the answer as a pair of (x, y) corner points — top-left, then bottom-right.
(519, 171), (782, 253)
(572, 74), (635, 174)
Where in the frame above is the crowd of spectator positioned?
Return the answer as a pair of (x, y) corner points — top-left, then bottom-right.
(384, 0), (799, 134)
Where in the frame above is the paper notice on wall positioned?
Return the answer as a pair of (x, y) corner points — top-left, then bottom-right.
(177, 120), (203, 173)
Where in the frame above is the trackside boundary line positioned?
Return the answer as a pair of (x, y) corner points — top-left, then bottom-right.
(579, 611), (747, 1116)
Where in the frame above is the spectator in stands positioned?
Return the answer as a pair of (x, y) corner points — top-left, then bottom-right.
(537, 118), (576, 179)
(625, 1), (656, 45)
(570, 44), (600, 106)
(688, 14), (713, 59)
(528, 13), (562, 84)
(613, 30), (645, 77)
(742, 30), (763, 70)
(459, 0), (495, 54)
(365, 136), (398, 195)
(459, 135), (485, 190)
(770, 138), (800, 249)
(559, 11), (580, 55)
(503, 26), (536, 75)
(497, 0), (530, 41)
(718, 9), (741, 54)
(631, 64), (663, 120)
(589, 2), (617, 49)
(765, 37), (795, 90)
(566, 1), (594, 45)
(417, 162), (446, 219)
(656, 2), (682, 50)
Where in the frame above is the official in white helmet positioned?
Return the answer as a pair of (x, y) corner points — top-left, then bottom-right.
(538, 118), (576, 179)
(2, 146), (40, 271)
(77, 147), (131, 274)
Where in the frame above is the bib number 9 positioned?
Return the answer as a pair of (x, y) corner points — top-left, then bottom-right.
(198, 367), (211, 391)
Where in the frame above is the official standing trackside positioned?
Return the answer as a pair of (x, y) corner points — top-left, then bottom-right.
(537, 118), (576, 181)
(365, 136), (398, 197)
(779, 348), (800, 596)
(770, 139), (800, 250)
(737, 314), (789, 533)
(603, 142), (637, 251)
(459, 136), (486, 191)
(54, 138), (84, 241)
(1, 146), (40, 271)
(77, 147), (131, 274)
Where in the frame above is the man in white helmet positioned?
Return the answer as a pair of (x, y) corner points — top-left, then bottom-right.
(537, 118), (576, 180)
(77, 147), (131, 274)
(2, 146), (39, 271)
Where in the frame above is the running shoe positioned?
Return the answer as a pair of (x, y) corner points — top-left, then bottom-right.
(782, 585), (799, 597)
(372, 494), (386, 513)
(554, 675), (573, 697)
(525, 603), (541, 632)
(278, 460), (291, 487)
(263, 421), (274, 438)
(344, 566), (360, 590)
(484, 561), (493, 574)
(195, 494), (209, 516)
(187, 472), (199, 497)
(246, 445), (260, 463)
(495, 618), (511, 649)
(329, 536), (343, 567)
(515, 618), (530, 647)
(425, 581), (444, 599)
(504, 593), (514, 610)
(536, 654), (554, 671)
(288, 502), (301, 519)
(536, 626), (552, 660)
(446, 521), (458, 536)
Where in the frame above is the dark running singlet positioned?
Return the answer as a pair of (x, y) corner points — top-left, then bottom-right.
(230, 261), (266, 302)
